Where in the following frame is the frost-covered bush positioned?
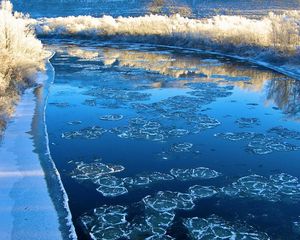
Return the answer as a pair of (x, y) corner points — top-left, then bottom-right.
(0, 0), (49, 136)
(0, 0), (49, 95)
(268, 11), (300, 53)
(36, 11), (300, 60)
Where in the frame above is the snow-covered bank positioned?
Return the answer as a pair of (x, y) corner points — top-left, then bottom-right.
(0, 63), (76, 239)
(35, 12), (300, 79)
(0, 2), (76, 238)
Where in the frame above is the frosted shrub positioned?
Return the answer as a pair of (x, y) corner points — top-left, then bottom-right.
(0, 0), (49, 95)
(37, 11), (300, 60)
(0, 0), (49, 135)
(268, 11), (300, 53)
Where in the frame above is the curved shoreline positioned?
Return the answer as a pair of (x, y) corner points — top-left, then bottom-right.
(115, 42), (300, 81)
(40, 37), (300, 82)
(41, 60), (78, 240)
(125, 43), (300, 81)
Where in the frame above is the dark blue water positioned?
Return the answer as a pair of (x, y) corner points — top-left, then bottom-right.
(12, 0), (300, 18)
(45, 40), (300, 239)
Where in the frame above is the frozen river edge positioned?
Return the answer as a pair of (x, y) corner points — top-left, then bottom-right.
(0, 61), (77, 240)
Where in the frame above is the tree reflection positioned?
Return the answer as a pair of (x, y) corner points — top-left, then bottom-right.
(65, 44), (300, 120)
(267, 78), (300, 119)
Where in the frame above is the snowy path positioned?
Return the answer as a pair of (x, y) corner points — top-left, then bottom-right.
(0, 87), (62, 239)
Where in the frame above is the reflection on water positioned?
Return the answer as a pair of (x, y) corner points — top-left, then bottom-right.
(65, 44), (300, 119)
(99, 47), (272, 88)
(46, 42), (300, 239)
(267, 78), (300, 120)
(2, 42), (298, 141)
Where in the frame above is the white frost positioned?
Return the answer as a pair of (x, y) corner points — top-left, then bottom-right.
(0, 0), (49, 94)
(36, 12), (300, 55)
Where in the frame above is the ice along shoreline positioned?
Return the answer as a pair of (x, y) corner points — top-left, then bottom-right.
(0, 61), (77, 240)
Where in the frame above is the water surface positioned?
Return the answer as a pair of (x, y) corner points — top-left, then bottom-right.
(45, 41), (300, 239)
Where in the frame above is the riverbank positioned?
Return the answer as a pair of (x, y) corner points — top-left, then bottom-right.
(0, 63), (76, 240)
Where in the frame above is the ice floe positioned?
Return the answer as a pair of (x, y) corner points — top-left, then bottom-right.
(186, 82), (233, 99)
(222, 173), (300, 202)
(99, 114), (124, 121)
(145, 211), (175, 235)
(188, 185), (218, 200)
(110, 118), (166, 142)
(71, 159), (178, 196)
(71, 158), (300, 203)
(71, 160), (128, 197)
(96, 175), (128, 197)
(142, 186), (220, 214)
(168, 128), (190, 137)
(268, 126), (300, 140)
(214, 132), (257, 141)
(148, 172), (175, 182)
(80, 205), (129, 240)
(143, 191), (195, 212)
(85, 88), (151, 103)
(247, 136), (300, 155)
(235, 117), (260, 128)
(62, 126), (107, 140)
(195, 115), (221, 131)
(77, 170), (300, 239)
(80, 204), (176, 240)
(183, 215), (270, 240)
(131, 93), (222, 134)
(171, 142), (193, 152)
(109, 116), (197, 142)
(215, 131), (300, 154)
(123, 172), (174, 188)
(170, 167), (221, 181)
(71, 159), (125, 181)
(123, 175), (152, 186)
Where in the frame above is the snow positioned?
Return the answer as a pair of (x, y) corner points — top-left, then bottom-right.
(0, 84), (61, 239)
(0, 63), (77, 240)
